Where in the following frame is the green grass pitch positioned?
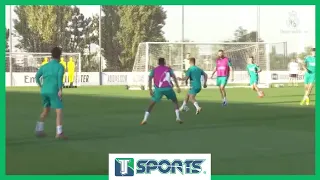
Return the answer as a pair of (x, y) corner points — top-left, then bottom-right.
(6, 86), (315, 175)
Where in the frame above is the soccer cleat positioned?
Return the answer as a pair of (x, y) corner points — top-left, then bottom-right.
(140, 120), (147, 125)
(300, 99), (305, 106)
(222, 101), (227, 106)
(35, 131), (46, 138)
(176, 119), (183, 124)
(306, 98), (310, 106)
(257, 91), (264, 98)
(196, 107), (202, 115)
(56, 133), (68, 140)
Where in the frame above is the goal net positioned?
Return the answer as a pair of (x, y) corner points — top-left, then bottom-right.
(128, 42), (287, 90)
(6, 52), (81, 87)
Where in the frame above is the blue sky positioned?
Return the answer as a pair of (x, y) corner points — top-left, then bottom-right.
(6, 5), (315, 53)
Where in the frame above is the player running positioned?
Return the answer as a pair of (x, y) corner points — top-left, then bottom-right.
(288, 58), (299, 86)
(300, 48), (316, 106)
(35, 47), (67, 139)
(178, 57), (208, 115)
(246, 56), (264, 98)
(140, 58), (182, 125)
(211, 50), (234, 106)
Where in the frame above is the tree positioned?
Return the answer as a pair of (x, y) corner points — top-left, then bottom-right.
(220, 27), (266, 70)
(101, 6), (121, 71)
(13, 6), (99, 72)
(14, 6), (42, 52)
(62, 6), (99, 71)
(14, 6), (73, 52)
(100, 6), (167, 71)
(24, 6), (57, 43)
(298, 46), (313, 60)
(116, 6), (166, 71)
(288, 52), (298, 60)
(234, 26), (248, 41)
(6, 28), (9, 52)
(64, 7), (98, 54)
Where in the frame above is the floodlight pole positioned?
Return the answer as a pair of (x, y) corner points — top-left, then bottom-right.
(182, 5), (184, 42)
(9, 5), (13, 86)
(256, 5), (260, 64)
(99, 5), (102, 85)
(181, 5), (185, 76)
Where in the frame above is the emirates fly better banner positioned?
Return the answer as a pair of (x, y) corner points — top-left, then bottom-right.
(5, 71), (304, 87)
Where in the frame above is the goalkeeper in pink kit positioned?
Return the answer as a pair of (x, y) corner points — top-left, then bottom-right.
(140, 58), (182, 125)
(211, 50), (234, 106)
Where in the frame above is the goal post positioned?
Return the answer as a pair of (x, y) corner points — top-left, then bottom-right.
(6, 52), (81, 87)
(128, 41), (287, 90)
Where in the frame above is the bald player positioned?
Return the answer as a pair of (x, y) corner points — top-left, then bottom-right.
(211, 50), (234, 106)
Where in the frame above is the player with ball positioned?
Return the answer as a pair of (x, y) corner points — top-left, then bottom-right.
(178, 57), (208, 115)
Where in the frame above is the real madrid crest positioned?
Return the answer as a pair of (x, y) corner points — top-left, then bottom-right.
(286, 11), (300, 29)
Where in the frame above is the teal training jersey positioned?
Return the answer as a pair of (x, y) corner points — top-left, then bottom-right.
(35, 60), (64, 94)
(304, 56), (316, 73)
(185, 65), (205, 88)
(246, 63), (260, 77)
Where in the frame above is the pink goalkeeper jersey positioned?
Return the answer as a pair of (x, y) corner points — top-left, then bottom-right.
(216, 57), (230, 77)
(153, 65), (173, 88)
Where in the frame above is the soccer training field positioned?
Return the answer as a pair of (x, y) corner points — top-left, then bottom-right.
(6, 86), (315, 175)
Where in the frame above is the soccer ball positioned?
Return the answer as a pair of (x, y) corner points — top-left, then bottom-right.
(183, 105), (190, 112)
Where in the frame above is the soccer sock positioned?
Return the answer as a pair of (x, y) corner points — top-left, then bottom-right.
(223, 97), (227, 102)
(257, 91), (262, 96)
(36, 121), (44, 131)
(193, 102), (200, 110)
(303, 95), (309, 100)
(175, 109), (180, 120)
(143, 111), (150, 121)
(56, 125), (63, 135)
(181, 101), (187, 107)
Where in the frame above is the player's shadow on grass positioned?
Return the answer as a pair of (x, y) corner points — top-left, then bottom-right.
(6, 90), (315, 175)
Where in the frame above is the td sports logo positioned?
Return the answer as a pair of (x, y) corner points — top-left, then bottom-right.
(109, 154), (211, 180)
(115, 158), (204, 176)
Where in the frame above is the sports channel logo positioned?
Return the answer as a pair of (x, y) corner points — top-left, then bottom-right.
(109, 154), (211, 180)
(115, 158), (134, 176)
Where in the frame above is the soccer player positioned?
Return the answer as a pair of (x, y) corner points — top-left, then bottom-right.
(246, 56), (264, 98)
(35, 47), (67, 139)
(60, 57), (67, 87)
(183, 53), (191, 86)
(300, 48), (316, 106)
(178, 57), (208, 115)
(68, 57), (75, 87)
(288, 58), (299, 86)
(140, 58), (182, 125)
(41, 57), (48, 66)
(211, 50), (234, 106)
